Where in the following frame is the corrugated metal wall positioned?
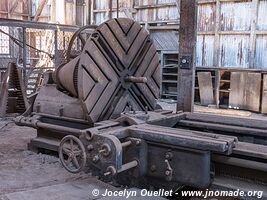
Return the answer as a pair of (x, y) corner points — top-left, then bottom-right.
(196, 0), (267, 69)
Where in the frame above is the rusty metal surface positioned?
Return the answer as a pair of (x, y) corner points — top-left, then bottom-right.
(51, 18), (160, 123)
(17, 109), (267, 190)
(14, 16), (267, 194)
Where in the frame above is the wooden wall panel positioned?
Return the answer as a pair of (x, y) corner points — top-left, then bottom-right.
(220, 1), (252, 31)
(196, 35), (214, 67)
(257, 0), (267, 30)
(255, 35), (267, 69)
(219, 35), (250, 68)
(229, 72), (261, 112)
(198, 72), (214, 106)
(246, 72), (261, 112)
(197, 0), (267, 70)
(197, 3), (216, 32)
(229, 72), (245, 109)
(262, 74), (267, 113)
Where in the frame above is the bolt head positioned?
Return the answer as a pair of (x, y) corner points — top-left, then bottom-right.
(92, 155), (99, 163)
(165, 170), (170, 176)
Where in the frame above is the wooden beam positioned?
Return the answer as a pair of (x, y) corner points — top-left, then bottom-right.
(213, 0), (220, 67)
(176, 0), (197, 112)
(249, 0), (259, 69)
(33, 0), (48, 21)
(9, 0), (20, 14)
(134, 3), (177, 9)
(116, 0), (119, 18)
(87, 0), (91, 25)
(73, 0), (77, 25)
(109, 0), (112, 19)
(50, 0), (56, 22)
(175, 0), (180, 13)
(28, 0), (32, 21)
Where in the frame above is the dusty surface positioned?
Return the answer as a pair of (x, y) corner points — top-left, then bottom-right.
(0, 118), (165, 200)
(0, 118), (88, 197)
(158, 100), (267, 120)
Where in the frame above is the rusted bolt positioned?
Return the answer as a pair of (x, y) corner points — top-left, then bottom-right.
(105, 166), (116, 176)
(104, 171), (111, 176)
(99, 143), (111, 157)
(165, 152), (173, 159)
(92, 155), (99, 163)
(165, 170), (171, 176)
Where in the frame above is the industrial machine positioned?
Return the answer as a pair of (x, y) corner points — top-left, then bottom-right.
(16, 18), (267, 194)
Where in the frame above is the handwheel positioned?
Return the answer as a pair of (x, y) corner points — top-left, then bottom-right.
(59, 135), (87, 173)
(66, 25), (96, 62)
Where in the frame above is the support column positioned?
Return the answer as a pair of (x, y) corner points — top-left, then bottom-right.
(176, 0), (198, 112)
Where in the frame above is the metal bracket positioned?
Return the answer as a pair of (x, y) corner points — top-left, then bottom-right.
(179, 55), (192, 70)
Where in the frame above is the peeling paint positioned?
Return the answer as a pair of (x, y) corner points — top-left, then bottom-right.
(255, 36), (267, 69)
(219, 35), (249, 68)
(196, 35), (214, 67)
(220, 2), (251, 31)
(257, 0), (267, 30)
(197, 3), (216, 32)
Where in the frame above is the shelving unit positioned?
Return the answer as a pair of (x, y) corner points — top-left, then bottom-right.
(218, 70), (231, 107)
(160, 51), (179, 100)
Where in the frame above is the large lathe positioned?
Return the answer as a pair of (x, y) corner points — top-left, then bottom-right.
(16, 18), (267, 194)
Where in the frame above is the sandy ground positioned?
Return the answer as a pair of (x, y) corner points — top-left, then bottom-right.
(0, 118), (90, 198)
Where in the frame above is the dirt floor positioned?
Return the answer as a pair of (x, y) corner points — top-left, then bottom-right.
(0, 118), (165, 200)
(0, 118), (85, 197)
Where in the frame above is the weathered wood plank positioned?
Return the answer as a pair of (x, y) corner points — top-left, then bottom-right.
(197, 72), (214, 106)
(33, 0), (48, 21)
(261, 74), (267, 113)
(245, 72), (261, 112)
(229, 72), (245, 109)
(229, 72), (261, 112)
